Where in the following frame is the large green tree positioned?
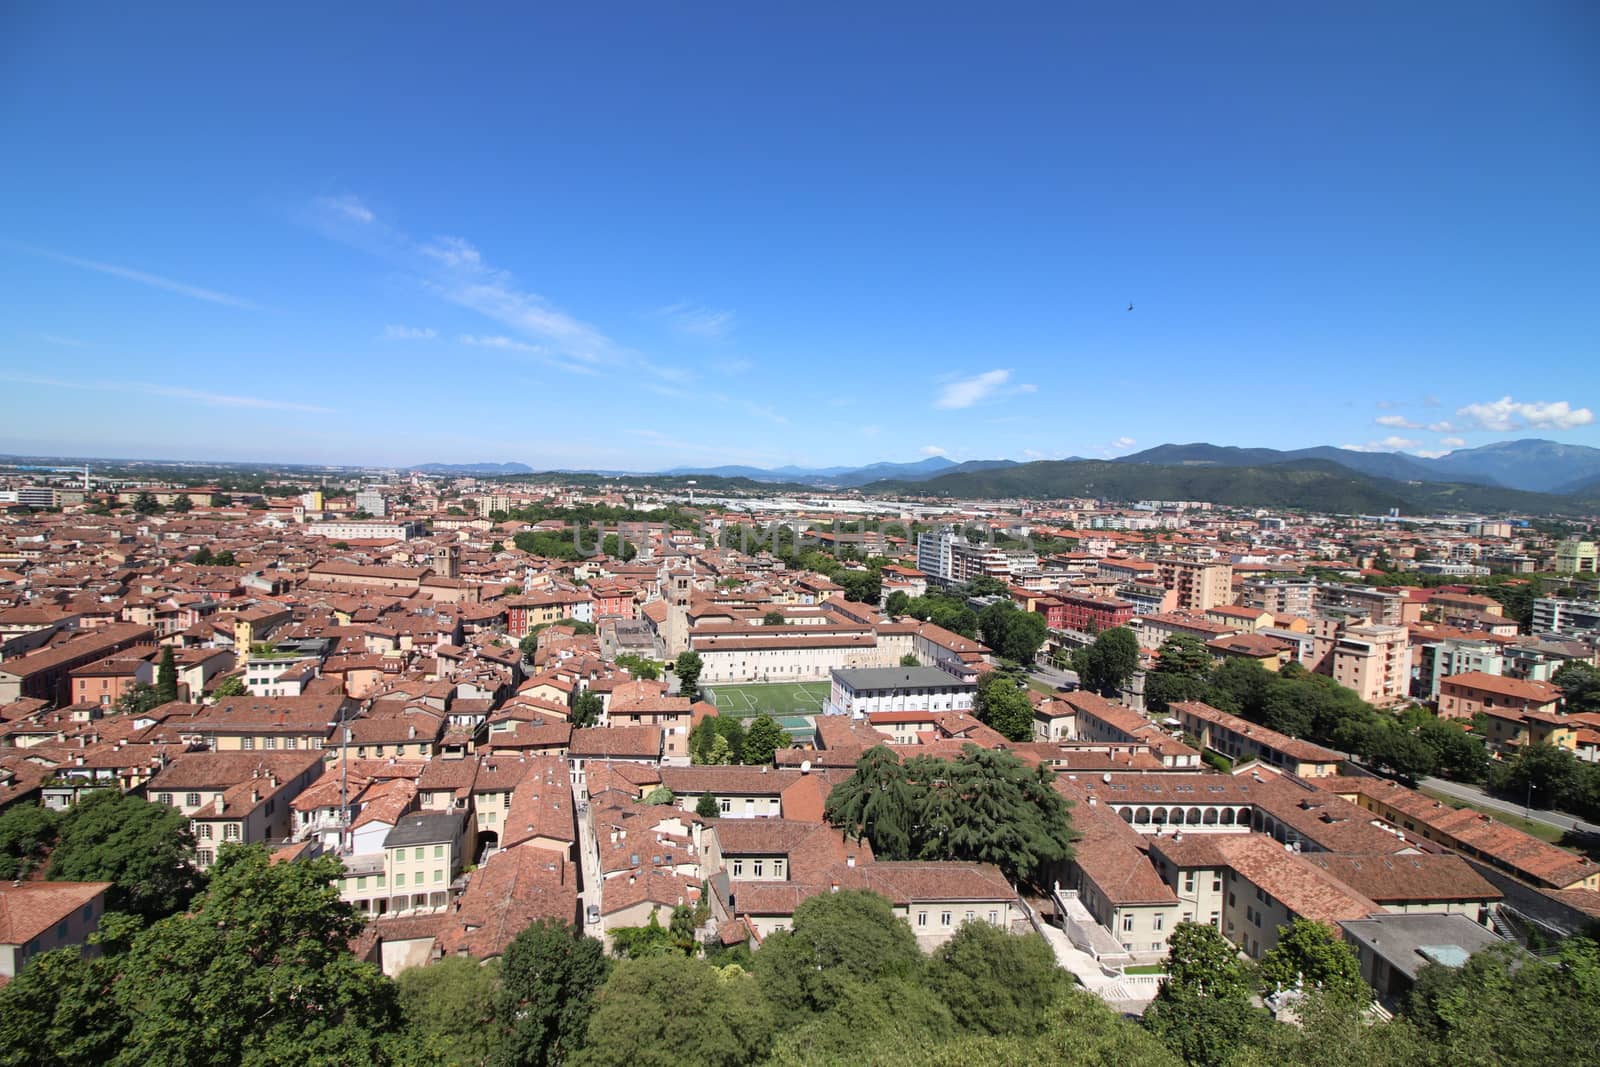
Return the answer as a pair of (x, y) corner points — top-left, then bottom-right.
(1141, 922), (1269, 1067)
(0, 802), (59, 879)
(1258, 918), (1367, 1002)
(674, 651), (703, 702)
(47, 790), (203, 922)
(111, 846), (398, 1066)
(571, 689), (604, 729)
(1145, 634), (1215, 713)
(494, 918), (609, 1067)
(1077, 627), (1140, 697)
(396, 956), (503, 1067)
(826, 745), (1075, 886)
(974, 672), (1035, 742)
(926, 921), (1064, 1036)
(740, 714), (788, 765)
(755, 890), (922, 1023)
(155, 646), (179, 704)
(573, 954), (773, 1067)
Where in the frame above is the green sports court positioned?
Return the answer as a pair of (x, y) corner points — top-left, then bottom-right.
(702, 680), (831, 718)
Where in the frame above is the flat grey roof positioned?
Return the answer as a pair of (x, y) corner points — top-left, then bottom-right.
(383, 811), (466, 849)
(1339, 914), (1506, 981)
(830, 666), (975, 691)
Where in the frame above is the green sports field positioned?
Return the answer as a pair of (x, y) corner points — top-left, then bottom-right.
(703, 681), (831, 718)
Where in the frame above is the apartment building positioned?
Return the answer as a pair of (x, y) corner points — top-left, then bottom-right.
(1034, 592), (1133, 635)
(1238, 576), (1316, 620)
(1154, 558), (1233, 612)
(1318, 582), (1409, 627)
(1330, 623), (1411, 707)
(1437, 671), (1561, 721)
(1531, 596), (1600, 639)
(1554, 540), (1598, 575)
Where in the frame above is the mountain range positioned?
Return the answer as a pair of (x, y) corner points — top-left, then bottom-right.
(1109, 439), (1600, 495)
(862, 457), (1597, 515)
(409, 439), (1600, 508)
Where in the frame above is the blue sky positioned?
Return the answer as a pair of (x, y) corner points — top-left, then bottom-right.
(1, 3), (1596, 470)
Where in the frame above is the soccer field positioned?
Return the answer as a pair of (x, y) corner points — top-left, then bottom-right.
(703, 681), (831, 718)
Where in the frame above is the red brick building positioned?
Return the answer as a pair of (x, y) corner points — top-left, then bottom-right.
(1035, 592), (1133, 634)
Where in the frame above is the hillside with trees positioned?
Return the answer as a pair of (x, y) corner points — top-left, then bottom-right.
(863, 458), (1595, 514)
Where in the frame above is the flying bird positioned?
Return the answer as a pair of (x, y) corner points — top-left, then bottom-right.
(1127, 303), (1134, 312)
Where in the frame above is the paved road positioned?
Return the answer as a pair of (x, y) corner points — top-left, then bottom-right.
(1028, 664), (1080, 692)
(1419, 776), (1600, 837)
(571, 777), (604, 931)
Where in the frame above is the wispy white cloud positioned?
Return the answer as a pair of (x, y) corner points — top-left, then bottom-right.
(934, 368), (1036, 410)
(1426, 420), (1457, 433)
(744, 403), (789, 426)
(10, 244), (259, 309)
(1439, 436), (1467, 447)
(1092, 436), (1140, 458)
(861, 424), (882, 438)
(1454, 396), (1595, 432)
(2, 374), (333, 413)
(1412, 449), (1451, 459)
(1341, 435), (1423, 452)
(317, 195), (375, 224)
(654, 302), (736, 338)
(919, 445), (948, 457)
(1375, 414), (1422, 429)
(383, 324), (436, 341)
(460, 333), (540, 353)
(459, 333), (599, 375)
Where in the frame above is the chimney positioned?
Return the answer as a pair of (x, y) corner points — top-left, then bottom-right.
(846, 854), (856, 868)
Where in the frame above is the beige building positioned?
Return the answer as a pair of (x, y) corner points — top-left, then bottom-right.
(1330, 623), (1411, 707)
(1155, 558), (1233, 612)
(0, 881), (112, 977)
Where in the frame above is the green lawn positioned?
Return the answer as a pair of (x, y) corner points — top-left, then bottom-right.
(1418, 786), (1568, 845)
(703, 681), (831, 718)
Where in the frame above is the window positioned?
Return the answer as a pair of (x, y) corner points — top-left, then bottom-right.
(1228, 892), (1236, 907)
(434, 869), (443, 883)
(241, 738), (255, 750)
(198, 824), (213, 840)
(965, 910), (974, 923)
(1153, 914), (1165, 931)
(434, 844), (444, 859)
(940, 911), (952, 927)
(988, 910), (998, 924)
(1183, 873), (1195, 893)
(182, 793), (198, 807)
(917, 911), (927, 927)
(415, 847), (425, 861)
(396, 873), (406, 887)
(197, 849), (213, 866)
(732, 860), (744, 878)
(1122, 914), (1135, 933)
(376, 874), (386, 888)
(263, 737), (277, 750)
(224, 823), (240, 841)
(486, 812), (497, 825)
(285, 737), (298, 750)
(752, 860), (765, 878)
(156, 792), (174, 806)
(1212, 877), (1222, 893)
(720, 798), (732, 814)
(357, 876), (367, 890)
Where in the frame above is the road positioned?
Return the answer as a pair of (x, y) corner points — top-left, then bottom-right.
(1419, 776), (1600, 837)
(571, 776), (604, 931)
(1028, 664), (1080, 693)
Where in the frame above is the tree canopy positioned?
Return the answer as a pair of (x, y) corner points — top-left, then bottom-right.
(1074, 627), (1140, 696)
(46, 790), (203, 922)
(825, 744), (1076, 886)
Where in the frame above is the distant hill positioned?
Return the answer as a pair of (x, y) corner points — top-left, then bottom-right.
(1427, 439), (1600, 494)
(1115, 443), (1463, 485)
(1114, 438), (1600, 494)
(863, 458), (1592, 515)
(655, 456), (1017, 487)
(412, 461), (535, 475)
